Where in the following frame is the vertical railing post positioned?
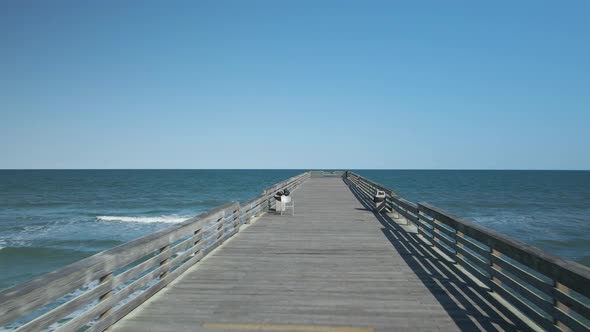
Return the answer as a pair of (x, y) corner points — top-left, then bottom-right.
(431, 216), (439, 249)
(450, 225), (458, 265)
(159, 245), (170, 279)
(194, 229), (201, 246)
(489, 248), (499, 290)
(391, 194), (403, 223)
(246, 203), (253, 224)
(456, 231), (465, 268)
(552, 281), (571, 332)
(236, 205), (243, 229)
(98, 273), (113, 319)
(417, 205), (433, 247)
(255, 200), (263, 217)
(388, 190), (397, 214)
(264, 189), (270, 213)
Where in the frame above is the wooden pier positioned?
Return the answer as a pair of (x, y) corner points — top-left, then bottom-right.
(1, 172), (589, 332)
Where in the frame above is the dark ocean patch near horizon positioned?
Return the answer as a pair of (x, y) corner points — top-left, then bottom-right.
(0, 169), (589, 291)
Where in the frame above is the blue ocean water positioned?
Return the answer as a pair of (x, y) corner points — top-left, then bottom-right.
(0, 170), (589, 291)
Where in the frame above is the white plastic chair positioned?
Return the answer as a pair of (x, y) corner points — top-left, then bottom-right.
(281, 196), (294, 216)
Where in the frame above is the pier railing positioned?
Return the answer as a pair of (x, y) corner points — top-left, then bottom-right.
(346, 171), (590, 332)
(0, 172), (310, 332)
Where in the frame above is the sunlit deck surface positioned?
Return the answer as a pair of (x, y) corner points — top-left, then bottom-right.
(109, 177), (519, 332)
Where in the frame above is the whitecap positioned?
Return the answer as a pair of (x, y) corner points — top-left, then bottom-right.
(96, 215), (191, 224)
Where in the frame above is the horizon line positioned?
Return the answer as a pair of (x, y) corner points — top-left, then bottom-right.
(1, 168), (589, 171)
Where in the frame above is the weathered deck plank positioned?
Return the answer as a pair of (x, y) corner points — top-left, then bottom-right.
(108, 178), (517, 332)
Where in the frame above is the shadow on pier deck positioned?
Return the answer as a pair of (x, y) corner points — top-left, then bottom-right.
(108, 177), (521, 332)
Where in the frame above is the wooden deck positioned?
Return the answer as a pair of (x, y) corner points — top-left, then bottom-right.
(109, 177), (519, 332)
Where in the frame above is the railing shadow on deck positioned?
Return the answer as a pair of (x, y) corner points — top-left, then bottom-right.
(344, 177), (533, 332)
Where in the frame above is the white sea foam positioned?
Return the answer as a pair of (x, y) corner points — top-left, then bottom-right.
(96, 215), (191, 224)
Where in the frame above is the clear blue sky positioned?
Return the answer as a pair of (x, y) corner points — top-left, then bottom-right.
(1, 1), (589, 169)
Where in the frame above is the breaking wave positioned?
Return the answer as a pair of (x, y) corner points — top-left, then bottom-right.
(96, 215), (191, 224)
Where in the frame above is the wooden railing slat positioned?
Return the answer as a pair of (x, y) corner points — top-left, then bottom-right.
(456, 245), (488, 269)
(491, 267), (554, 314)
(554, 306), (589, 332)
(13, 280), (112, 332)
(0, 205), (230, 326)
(490, 254), (553, 295)
(419, 202), (590, 299)
(553, 287), (590, 320)
(455, 254), (490, 286)
(490, 279), (554, 331)
(456, 233), (490, 259)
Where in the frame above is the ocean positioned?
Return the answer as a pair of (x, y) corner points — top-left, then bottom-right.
(1, 170), (589, 291)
